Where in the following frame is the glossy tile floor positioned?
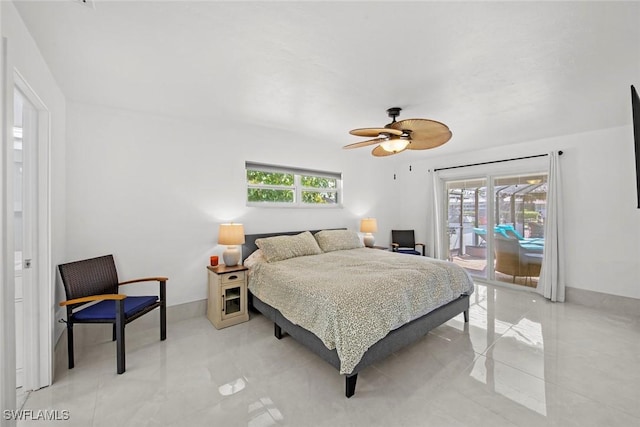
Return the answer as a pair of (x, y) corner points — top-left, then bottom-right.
(19, 283), (640, 426)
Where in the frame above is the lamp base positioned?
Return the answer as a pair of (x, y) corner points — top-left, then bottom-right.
(363, 234), (375, 248)
(223, 246), (241, 266)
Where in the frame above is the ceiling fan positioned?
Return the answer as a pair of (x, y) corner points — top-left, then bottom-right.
(344, 107), (452, 157)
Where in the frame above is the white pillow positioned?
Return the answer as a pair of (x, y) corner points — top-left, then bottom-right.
(314, 229), (363, 252)
(255, 231), (323, 262)
(244, 249), (267, 269)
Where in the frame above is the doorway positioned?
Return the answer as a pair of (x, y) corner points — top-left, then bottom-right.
(444, 173), (547, 288)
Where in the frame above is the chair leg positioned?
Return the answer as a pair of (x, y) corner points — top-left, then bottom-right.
(160, 280), (167, 341)
(116, 299), (126, 374)
(112, 324), (116, 341)
(67, 322), (75, 370)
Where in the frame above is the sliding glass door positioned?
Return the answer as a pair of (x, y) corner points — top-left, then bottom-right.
(444, 173), (547, 288)
(446, 179), (488, 280)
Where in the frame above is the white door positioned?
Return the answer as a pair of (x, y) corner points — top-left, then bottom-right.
(13, 88), (37, 393)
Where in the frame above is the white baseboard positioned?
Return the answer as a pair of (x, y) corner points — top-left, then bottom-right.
(566, 286), (640, 318)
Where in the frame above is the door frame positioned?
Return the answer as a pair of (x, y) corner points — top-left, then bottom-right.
(17, 69), (52, 390)
(436, 156), (547, 290)
(3, 64), (52, 397)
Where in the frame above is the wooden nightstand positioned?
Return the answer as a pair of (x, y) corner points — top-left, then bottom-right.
(207, 264), (249, 329)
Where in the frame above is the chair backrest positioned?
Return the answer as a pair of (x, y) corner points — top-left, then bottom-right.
(494, 236), (525, 276)
(58, 255), (119, 301)
(391, 230), (416, 248)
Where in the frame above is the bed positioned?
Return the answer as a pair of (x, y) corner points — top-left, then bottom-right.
(243, 229), (474, 398)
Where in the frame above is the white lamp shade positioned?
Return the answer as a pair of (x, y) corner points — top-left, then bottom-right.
(380, 137), (409, 153)
(360, 218), (378, 233)
(218, 223), (245, 245)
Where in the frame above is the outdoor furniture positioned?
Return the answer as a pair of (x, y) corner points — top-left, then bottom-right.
(473, 228), (488, 246)
(523, 252), (543, 285)
(495, 224), (545, 251)
(58, 254), (167, 374)
(475, 225), (544, 254)
(391, 230), (425, 256)
(494, 236), (541, 284)
(496, 224), (525, 240)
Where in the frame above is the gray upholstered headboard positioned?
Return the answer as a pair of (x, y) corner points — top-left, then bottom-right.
(242, 228), (347, 262)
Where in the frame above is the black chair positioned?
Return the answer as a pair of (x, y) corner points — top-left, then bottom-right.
(58, 254), (167, 374)
(391, 230), (425, 256)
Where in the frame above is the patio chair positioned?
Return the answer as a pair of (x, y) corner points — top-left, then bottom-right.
(391, 230), (425, 256)
(494, 236), (541, 284)
(473, 228), (488, 246)
(496, 224), (525, 240)
(58, 254), (167, 374)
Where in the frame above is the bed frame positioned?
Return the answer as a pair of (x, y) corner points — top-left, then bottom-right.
(243, 230), (470, 398)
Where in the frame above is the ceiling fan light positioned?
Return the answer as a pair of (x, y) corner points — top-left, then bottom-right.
(380, 137), (409, 153)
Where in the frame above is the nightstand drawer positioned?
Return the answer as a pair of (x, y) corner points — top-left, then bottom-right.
(221, 271), (245, 284)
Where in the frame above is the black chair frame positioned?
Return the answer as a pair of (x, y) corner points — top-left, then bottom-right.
(391, 229), (426, 256)
(58, 255), (167, 374)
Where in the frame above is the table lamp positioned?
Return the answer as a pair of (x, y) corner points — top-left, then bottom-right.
(360, 218), (378, 248)
(218, 223), (245, 266)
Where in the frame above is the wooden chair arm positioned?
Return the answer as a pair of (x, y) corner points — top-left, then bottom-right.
(391, 243), (399, 248)
(119, 277), (168, 286)
(416, 243), (425, 247)
(59, 294), (126, 307)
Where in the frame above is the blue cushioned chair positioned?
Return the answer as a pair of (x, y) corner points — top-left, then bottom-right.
(391, 230), (425, 256)
(58, 255), (167, 374)
(496, 224), (525, 240)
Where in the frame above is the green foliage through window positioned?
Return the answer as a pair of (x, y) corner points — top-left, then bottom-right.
(301, 175), (336, 189)
(247, 188), (294, 203)
(246, 164), (341, 206)
(246, 170), (294, 186)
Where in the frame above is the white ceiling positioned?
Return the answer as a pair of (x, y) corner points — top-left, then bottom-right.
(13, 0), (640, 158)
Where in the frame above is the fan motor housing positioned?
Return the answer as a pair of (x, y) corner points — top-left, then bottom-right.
(387, 107), (402, 121)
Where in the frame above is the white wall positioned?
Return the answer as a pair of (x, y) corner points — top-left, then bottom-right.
(396, 126), (640, 300)
(65, 102), (397, 307)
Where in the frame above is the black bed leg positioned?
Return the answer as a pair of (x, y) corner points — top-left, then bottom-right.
(274, 323), (283, 340)
(345, 374), (358, 398)
(463, 309), (469, 323)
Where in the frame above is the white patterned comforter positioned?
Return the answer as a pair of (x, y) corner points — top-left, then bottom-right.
(248, 248), (474, 374)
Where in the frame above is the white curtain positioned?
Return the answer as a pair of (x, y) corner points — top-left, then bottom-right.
(537, 151), (565, 302)
(429, 170), (444, 259)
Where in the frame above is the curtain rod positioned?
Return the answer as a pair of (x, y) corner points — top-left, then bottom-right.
(433, 151), (563, 172)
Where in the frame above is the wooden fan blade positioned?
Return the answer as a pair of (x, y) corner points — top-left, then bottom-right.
(389, 119), (450, 136)
(389, 118), (452, 150)
(343, 137), (387, 149)
(372, 145), (405, 157)
(407, 130), (453, 150)
(349, 127), (403, 137)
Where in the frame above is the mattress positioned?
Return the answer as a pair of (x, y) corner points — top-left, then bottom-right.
(248, 248), (474, 374)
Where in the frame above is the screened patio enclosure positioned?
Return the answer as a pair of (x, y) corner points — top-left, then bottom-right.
(446, 174), (547, 287)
